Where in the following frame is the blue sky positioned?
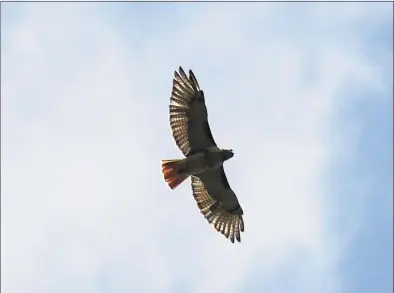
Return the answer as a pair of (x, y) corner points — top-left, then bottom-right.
(1, 3), (392, 293)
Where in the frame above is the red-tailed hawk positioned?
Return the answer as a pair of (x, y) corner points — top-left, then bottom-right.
(161, 66), (244, 243)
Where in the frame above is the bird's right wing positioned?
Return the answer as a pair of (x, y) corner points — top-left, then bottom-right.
(191, 167), (244, 243)
(169, 67), (217, 157)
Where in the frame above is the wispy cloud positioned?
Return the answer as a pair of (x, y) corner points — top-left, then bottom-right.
(2, 3), (392, 293)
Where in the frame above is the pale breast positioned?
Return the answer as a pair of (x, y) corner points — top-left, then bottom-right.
(184, 147), (223, 175)
(204, 146), (223, 168)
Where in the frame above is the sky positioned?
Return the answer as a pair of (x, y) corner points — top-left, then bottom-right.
(1, 2), (392, 293)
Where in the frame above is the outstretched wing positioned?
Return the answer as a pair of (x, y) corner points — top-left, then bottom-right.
(169, 67), (217, 157)
(191, 167), (244, 243)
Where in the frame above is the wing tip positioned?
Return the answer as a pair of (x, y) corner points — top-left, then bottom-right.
(173, 66), (200, 92)
(176, 66), (186, 77)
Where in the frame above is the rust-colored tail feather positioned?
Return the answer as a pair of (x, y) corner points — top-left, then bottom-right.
(161, 159), (188, 189)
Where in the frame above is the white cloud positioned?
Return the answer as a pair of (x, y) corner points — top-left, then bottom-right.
(2, 3), (391, 293)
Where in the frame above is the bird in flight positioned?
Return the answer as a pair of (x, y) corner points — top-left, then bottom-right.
(161, 66), (244, 243)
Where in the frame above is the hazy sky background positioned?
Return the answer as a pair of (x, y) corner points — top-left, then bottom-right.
(2, 3), (392, 293)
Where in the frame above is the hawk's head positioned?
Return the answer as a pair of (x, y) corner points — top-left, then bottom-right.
(221, 149), (234, 161)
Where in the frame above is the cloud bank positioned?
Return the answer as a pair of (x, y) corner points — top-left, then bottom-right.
(2, 3), (392, 293)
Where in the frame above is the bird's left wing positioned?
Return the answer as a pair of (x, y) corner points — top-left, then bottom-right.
(169, 67), (217, 157)
(191, 167), (244, 243)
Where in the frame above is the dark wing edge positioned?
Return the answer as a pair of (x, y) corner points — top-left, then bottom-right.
(191, 175), (244, 243)
(188, 68), (217, 151)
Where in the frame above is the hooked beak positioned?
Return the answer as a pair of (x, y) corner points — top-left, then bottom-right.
(223, 149), (234, 160)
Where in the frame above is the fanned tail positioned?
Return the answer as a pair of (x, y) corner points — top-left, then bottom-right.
(161, 159), (188, 189)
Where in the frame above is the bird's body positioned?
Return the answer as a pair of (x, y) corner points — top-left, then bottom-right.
(161, 67), (244, 243)
(183, 146), (226, 175)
